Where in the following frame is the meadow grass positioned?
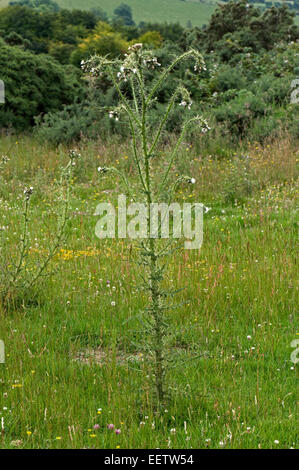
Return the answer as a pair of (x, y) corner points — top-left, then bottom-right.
(57, 0), (215, 26)
(0, 133), (298, 449)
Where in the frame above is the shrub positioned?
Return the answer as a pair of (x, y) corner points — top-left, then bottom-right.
(214, 90), (267, 136)
(70, 22), (128, 66)
(0, 40), (83, 130)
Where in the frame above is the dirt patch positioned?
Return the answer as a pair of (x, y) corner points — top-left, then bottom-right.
(73, 347), (145, 366)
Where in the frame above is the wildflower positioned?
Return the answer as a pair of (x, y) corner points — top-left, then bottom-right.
(69, 149), (81, 161)
(247, 335), (252, 340)
(115, 429), (121, 435)
(108, 110), (119, 121)
(179, 100), (192, 110)
(128, 43), (143, 52)
(187, 177), (196, 184)
(111, 301), (116, 307)
(143, 56), (161, 69)
(24, 186), (33, 200)
(194, 60), (206, 73)
(170, 428), (176, 434)
(26, 431), (32, 436)
(1, 155), (9, 164)
(107, 423), (115, 430)
(98, 166), (108, 174)
(93, 424), (100, 430)
(274, 440), (279, 445)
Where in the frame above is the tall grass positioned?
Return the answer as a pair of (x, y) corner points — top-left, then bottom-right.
(0, 133), (297, 449)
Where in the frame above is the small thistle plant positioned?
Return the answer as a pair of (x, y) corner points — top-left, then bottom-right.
(82, 45), (209, 407)
(0, 151), (80, 308)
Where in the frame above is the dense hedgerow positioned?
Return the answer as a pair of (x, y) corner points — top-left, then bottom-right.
(0, 1), (298, 141)
(0, 39), (83, 130)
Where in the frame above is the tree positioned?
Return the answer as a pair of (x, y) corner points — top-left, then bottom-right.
(0, 39), (82, 129)
(202, 0), (298, 55)
(89, 7), (108, 23)
(9, 0), (60, 13)
(4, 31), (31, 48)
(113, 3), (135, 26)
(203, 0), (260, 50)
(71, 22), (128, 66)
(135, 31), (163, 49)
(0, 5), (53, 53)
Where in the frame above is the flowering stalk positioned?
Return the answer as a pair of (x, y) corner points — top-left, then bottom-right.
(25, 151), (80, 290)
(83, 46), (209, 406)
(0, 151), (80, 307)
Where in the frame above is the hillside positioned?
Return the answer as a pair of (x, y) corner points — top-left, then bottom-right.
(1, 0), (298, 25)
(0, 0), (219, 27)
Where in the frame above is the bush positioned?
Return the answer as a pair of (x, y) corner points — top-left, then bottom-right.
(249, 74), (292, 107)
(34, 101), (100, 144)
(70, 22), (128, 66)
(214, 89), (267, 136)
(0, 40), (83, 130)
(213, 64), (247, 92)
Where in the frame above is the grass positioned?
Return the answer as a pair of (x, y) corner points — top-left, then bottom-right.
(0, 133), (298, 449)
(57, 0), (216, 27)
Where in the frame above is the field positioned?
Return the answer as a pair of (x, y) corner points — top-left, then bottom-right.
(0, 0), (216, 26)
(0, 133), (297, 449)
(58, 0), (215, 26)
(0, 0), (298, 26)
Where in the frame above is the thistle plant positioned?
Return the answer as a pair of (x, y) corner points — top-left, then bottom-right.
(83, 45), (209, 406)
(0, 150), (80, 308)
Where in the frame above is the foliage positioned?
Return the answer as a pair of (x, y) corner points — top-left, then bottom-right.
(70, 21), (129, 66)
(0, 150), (80, 309)
(0, 1), (298, 142)
(0, 40), (83, 129)
(135, 30), (163, 48)
(9, 0), (60, 13)
(34, 101), (100, 144)
(113, 3), (135, 26)
(202, 0), (299, 54)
